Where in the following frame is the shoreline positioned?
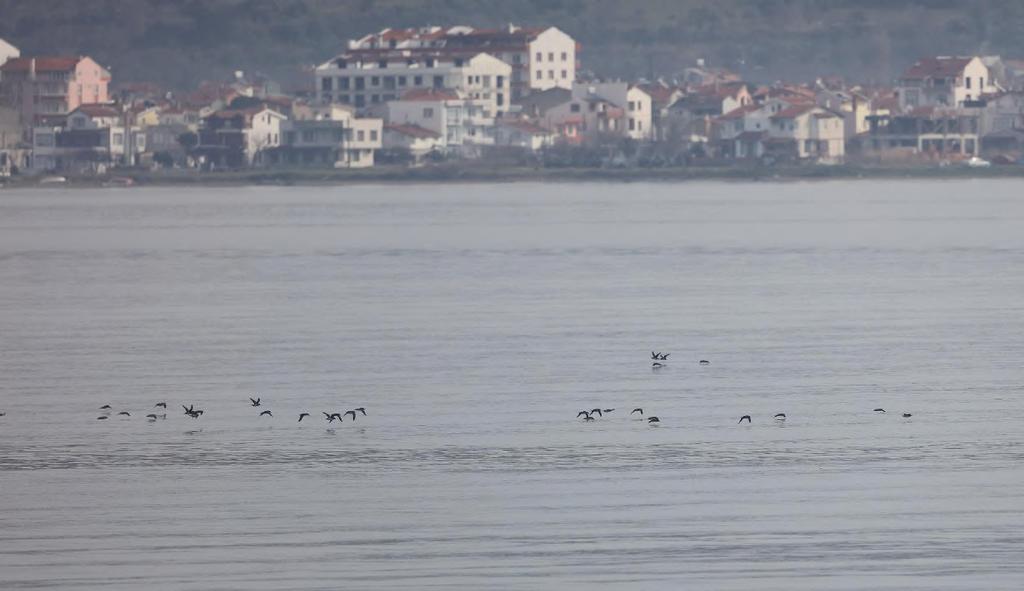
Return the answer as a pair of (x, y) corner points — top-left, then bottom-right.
(3, 163), (1024, 189)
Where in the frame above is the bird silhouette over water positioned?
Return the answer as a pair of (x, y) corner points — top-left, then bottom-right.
(651, 351), (661, 360)
(738, 415), (751, 424)
(648, 416), (660, 424)
(96, 416), (108, 420)
(874, 408), (886, 413)
(699, 360), (710, 365)
(323, 412), (343, 423)
(774, 413), (786, 421)
(631, 408), (643, 416)
(249, 397), (261, 407)
(259, 410), (273, 417)
(589, 408), (603, 417)
(154, 402), (167, 409)
(577, 410), (590, 418)
(118, 411), (131, 417)
(902, 413), (912, 418)
(344, 410), (357, 421)
(355, 407), (367, 416)
(298, 413), (310, 422)
(99, 405), (112, 410)
(582, 414), (595, 422)
(602, 408), (615, 413)
(652, 362), (665, 369)
(658, 353), (669, 360)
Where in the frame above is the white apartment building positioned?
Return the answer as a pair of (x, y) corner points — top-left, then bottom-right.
(315, 50), (511, 119)
(328, 25), (577, 102)
(898, 56), (997, 110)
(276, 103), (383, 168)
(385, 88), (469, 150)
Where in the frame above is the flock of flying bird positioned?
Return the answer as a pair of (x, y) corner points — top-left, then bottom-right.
(576, 352), (914, 424)
(88, 396), (369, 426)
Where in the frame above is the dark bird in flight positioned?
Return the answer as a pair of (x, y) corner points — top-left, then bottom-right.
(344, 410), (357, 421)
(583, 415), (595, 422)
(874, 408), (886, 413)
(652, 362), (665, 368)
(738, 415), (751, 424)
(259, 410), (272, 417)
(118, 411), (131, 416)
(631, 408), (643, 415)
(774, 413), (786, 421)
(602, 408), (615, 413)
(902, 413), (912, 418)
(577, 411), (591, 419)
(99, 405), (112, 410)
(355, 407), (367, 416)
(96, 416), (108, 420)
(648, 416), (660, 423)
(298, 413), (310, 422)
(651, 351), (660, 360)
(699, 360), (710, 365)
(183, 404), (194, 415)
(590, 408), (603, 417)
(0, 412), (5, 417)
(146, 414), (158, 420)
(155, 402), (167, 408)
(658, 353), (669, 360)
(250, 397), (261, 407)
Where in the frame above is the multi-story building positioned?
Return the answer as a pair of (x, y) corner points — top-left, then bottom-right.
(315, 50), (511, 119)
(192, 107), (286, 168)
(271, 103), (383, 168)
(570, 82), (653, 140)
(897, 56), (996, 110)
(0, 56), (110, 126)
(715, 99), (845, 162)
(30, 104), (146, 172)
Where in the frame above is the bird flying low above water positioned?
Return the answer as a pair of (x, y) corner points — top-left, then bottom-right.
(155, 402), (167, 409)
(874, 408), (886, 413)
(902, 413), (912, 418)
(118, 411), (131, 417)
(774, 413), (786, 421)
(146, 414), (158, 420)
(738, 415), (751, 424)
(589, 408), (603, 417)
(583, 415), (595, 422)
(651, 351), (660, 360)
(699, 360), (710, 365)
(658, 353), (669, 360)
(631, 408), (643, 416)
(298, 413), (310, 422)
(355, 407), (367, 416)
(250, 397), (261, 407)
(99, 405), (112, 410)
(652, 362), (665, 369)
(647, 416), (660, 424)
(344, 410), (357, 421)
(577, 411), (590, 418)
(97, 416), (108, 420)
(259, 410), (273, 417)
(602, 408), (615, 413)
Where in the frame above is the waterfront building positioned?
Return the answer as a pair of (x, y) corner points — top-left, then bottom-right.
(0, 56), (110, 126)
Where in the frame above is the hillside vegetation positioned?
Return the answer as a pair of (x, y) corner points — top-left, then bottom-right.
(2, 0), (1023, 89)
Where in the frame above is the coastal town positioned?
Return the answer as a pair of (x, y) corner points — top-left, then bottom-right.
(3, 25), (1024, 181)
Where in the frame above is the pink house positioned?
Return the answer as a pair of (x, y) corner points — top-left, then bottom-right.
(0, 56), (110, 125)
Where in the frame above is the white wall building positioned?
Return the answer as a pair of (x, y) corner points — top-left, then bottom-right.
(385, 87), (499, 153)
(898, 56), (997, 110)
(316, 49), (511, 118)
(570, 82), (653, 140)
(0, 38), (18, 73)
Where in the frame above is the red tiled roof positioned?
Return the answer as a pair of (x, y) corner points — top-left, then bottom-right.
(636, 83), (681, 106)
(718, 104), (760, 120)
(73, 104), (120, 118)
(398, 87), (460, 101)
(901, 57), (973, 80)
(0, 56), (81, 72)
(770, 105), (816, 119)
(384, 123), (440, 139)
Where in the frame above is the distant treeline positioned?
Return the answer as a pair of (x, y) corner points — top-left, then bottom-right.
(2, 0), (1022, 89)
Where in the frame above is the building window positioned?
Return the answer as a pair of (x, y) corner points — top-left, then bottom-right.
(357, 130), (365, 141)
(454, 58), (464, 67)
(966, 77), (971, 89)
(638, 121), (643, 131)
(340, 94), (350, 104)
(378, 60), (387, 68)
(513, 54), (521, 64)
(370, 130), (378, 141)
(548, 52), (554, 61)
(371, 94), (380, 103)
(570, 103), (580, 113)
(980, 77), (985, 88)
(535, 52), (542, 61)
(536, 70), (542, 80)
(371, 76), (380, 87)
(355, 95), (365, 108)
(629, 118), (635, 131)
(339, 77), (350, 90)
(398, 76), (407, 86)
(561, 51), (567, 61)
(497, 93), (504, 107)
(113, 132), (124, 146)
(426, 58), (435, 68)
(561, 70), (567, 79)
(355, 77), (365, 90)
(497, 75), (504, 88)
(321, 77), (333, 91)
(548, 70), (554, 79)
(423, 107), (434, 118)
(628, 101), (635, 111)
(433, 75), (444, 88)
(414, 75), (423, 86)
(483, 76), (491, 88)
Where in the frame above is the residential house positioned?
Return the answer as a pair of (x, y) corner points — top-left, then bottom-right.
(270, 103), (383, 168)
(386, 87), (500, 154)
(542, 92), (624, 143)
(715, 100), (844, 162)
(666, 82), (751, 142)
(636, 81), (685, 141)
(30, 103), (146, 172)
(192, 107), (286, 168)
(495, 119), (555, 151)
(861, 106), (981, 158)
(0, 56), (110, 126)
(383, 123), (443, 162)
(569, 82), (652, 140)
(897, 56), (995, 110)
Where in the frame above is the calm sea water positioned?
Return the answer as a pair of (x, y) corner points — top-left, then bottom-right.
(1, 180), (1023, 589)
